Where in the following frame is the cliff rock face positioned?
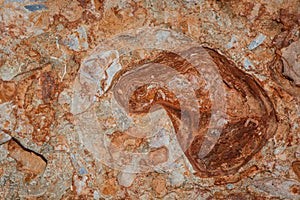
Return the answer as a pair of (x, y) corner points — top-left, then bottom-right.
(0, 0), (299, 199)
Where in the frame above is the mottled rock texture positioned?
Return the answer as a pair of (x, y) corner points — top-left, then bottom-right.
(0, 0), (300, 199)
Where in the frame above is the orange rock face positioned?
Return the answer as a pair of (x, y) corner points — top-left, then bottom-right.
(0, 0), (300, 199)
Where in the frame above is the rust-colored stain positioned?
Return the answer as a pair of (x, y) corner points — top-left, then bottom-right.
(0, 79), (16, 103)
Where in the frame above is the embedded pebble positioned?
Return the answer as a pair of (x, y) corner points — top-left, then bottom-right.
(0, 132), (11, 145)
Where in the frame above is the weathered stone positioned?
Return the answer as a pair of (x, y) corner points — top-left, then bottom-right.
(282, 39), (300, 86)
(117, 171), (136, 187)
(0, 0), (300, 199)
(152, 174), (167, 197)
(7, 139), (46, 182)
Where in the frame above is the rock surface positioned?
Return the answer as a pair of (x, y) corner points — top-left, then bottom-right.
(0, 0), (300, 199)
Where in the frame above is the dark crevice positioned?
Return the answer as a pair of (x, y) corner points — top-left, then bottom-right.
(11, 137), (48, 164)
(222, 79), (232, 88)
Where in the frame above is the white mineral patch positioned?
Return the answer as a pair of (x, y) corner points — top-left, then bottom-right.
(248, 33), (266, 50)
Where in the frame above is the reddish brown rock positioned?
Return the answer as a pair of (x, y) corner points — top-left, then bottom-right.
(0, 79), (16, 103)
(8, 139), (46, 182)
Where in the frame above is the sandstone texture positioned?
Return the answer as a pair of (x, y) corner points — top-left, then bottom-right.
(0, 0), (300, 199)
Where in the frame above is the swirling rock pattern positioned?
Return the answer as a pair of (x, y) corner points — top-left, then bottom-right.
(72, 28), (278, 177)
(192, 49), (277, 177)
(114, 48), (277, 177)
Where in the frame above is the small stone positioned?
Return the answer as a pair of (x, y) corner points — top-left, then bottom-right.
(248, 33), (266, 50)
(101, 178), (117, 196)
(227, 184), (234, 190)
(290, 184), (300, 195)
(152, 175), (167, 197)
(73, 175), (88, 195)
(117, 171), (136, 187)
(28, 50), (41, 61)
(24, 4), (48, 12)
(0, 132), (11, 145)
(278, 153), (287, 161)
(149, 146), (169, 166)
(93, 190), (100, 200)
